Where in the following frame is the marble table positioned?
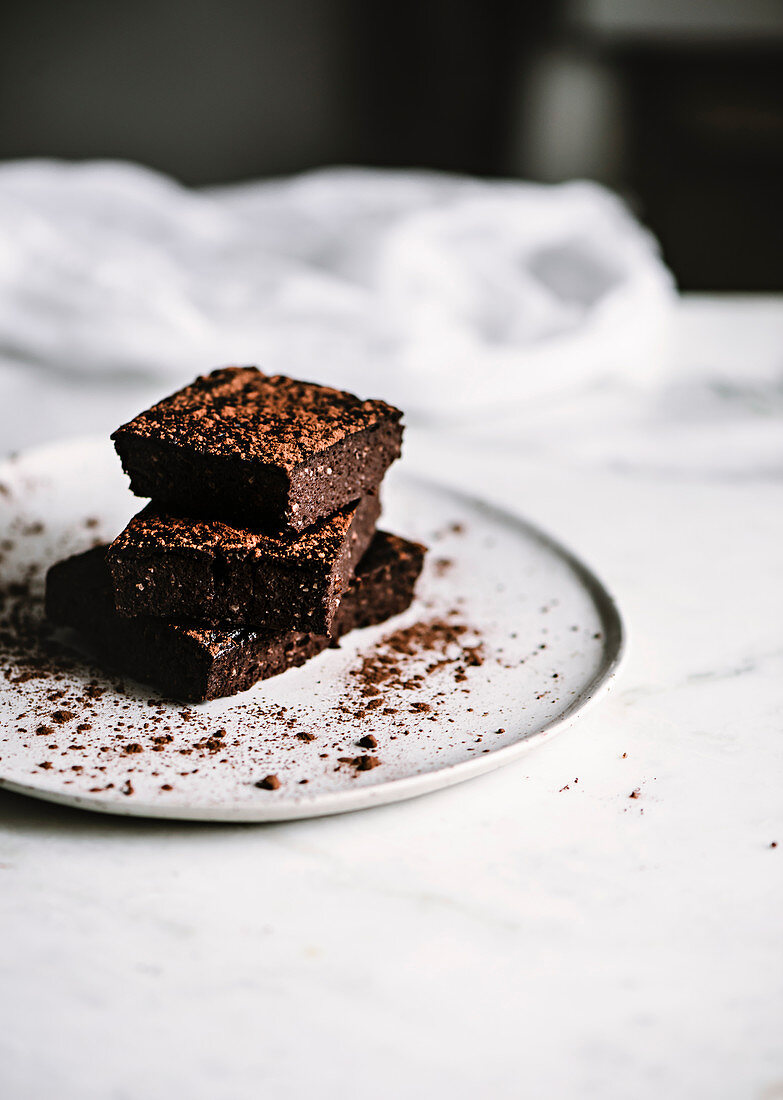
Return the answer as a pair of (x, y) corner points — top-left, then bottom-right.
(1, 295), (781, 1099)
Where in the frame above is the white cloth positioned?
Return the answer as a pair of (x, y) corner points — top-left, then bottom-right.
(0, 160), (674, 418)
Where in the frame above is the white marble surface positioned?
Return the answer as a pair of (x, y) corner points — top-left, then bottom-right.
(1, 294), (782, 1100)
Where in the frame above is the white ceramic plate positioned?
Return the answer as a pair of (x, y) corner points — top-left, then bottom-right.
(0, 436), (624, 821)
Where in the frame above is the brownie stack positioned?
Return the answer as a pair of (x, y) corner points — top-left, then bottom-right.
(46, 367), (426, 702)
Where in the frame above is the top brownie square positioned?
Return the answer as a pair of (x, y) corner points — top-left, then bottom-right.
(111, 367), (403, 531)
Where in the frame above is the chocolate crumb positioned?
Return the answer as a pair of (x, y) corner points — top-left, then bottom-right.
(120, 780), (134, 796)
(351, 754), (380, 771)
(255, 774), (281, 790)
(629, 788), (641, 799)
(357, 734), (378, 749)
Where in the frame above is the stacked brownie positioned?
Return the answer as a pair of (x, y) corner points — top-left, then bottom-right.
(46, 367), (426, 702)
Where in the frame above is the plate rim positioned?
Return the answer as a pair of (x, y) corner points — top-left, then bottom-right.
(0, 434), (627, 823)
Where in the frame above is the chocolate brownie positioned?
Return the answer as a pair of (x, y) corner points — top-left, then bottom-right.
(111, 367), (403, 531)
(46, 532), (426, 702)
(107, 492), (380, 633)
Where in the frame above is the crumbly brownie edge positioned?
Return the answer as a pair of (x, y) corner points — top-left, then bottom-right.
(286, 419), (402, 530)
(204, 631), (330, 700)
(202, 531), (424, 700)
(324, 490), (382, 609)
(107, 492), (381, 631)
(111, 431), (291, 526)
(112, 417), (401, 532)
(331, 533), (426, 637)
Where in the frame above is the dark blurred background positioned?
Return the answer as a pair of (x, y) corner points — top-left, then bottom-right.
(1, 0), (781, 290)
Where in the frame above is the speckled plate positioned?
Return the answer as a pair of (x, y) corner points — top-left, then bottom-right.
(0, 436), (624, 821)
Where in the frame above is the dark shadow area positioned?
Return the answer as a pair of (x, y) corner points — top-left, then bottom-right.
(0, 782), (218, 835)
(619, 45), (783, 291)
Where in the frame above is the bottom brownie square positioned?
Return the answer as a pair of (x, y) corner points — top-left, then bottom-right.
(45, 532), (426, 702)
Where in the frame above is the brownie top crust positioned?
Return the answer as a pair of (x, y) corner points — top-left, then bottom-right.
(111, 367), (403, 471)
(110, 495), (377, 568)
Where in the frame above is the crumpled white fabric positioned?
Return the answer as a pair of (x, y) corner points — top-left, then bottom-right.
(0, 159), (675, 418)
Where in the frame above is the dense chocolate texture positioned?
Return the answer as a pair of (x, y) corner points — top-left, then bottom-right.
(107, 492), (380, 633)
(46, 532), (426, 703)
(111, 367), (403, 531)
